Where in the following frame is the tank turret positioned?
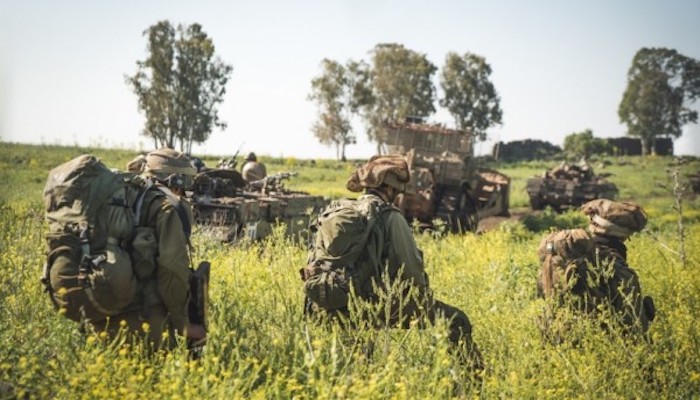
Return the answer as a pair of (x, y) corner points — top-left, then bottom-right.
(525, 162), (618, 211)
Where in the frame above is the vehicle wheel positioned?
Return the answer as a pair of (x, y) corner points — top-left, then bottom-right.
(529, 195), (544, 210)
(456, 190), (479, 233)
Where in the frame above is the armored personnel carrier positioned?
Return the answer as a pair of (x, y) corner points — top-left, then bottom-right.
(383, 120), (510, 233)
(189, 163), (327, 242)
(525, 161), (618, 211)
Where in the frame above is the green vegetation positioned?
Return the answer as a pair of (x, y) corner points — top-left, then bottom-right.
(1, 143), (699, 398)
(619, 47), (700, 156)
(126, 20), (233, 153)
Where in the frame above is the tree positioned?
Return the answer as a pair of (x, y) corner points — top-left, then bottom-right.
(355, 43), (437, 153)
(126, 20), (233, 153)
(563, 129), (611, 159)
(619, 47), (700, 155)
(308, 59), (356, 161)
(439, 52), (502, 141)
(494, 139), (561, 162)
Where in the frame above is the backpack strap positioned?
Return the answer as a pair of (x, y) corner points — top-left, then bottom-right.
(133, 179), (192, 247)
(133, 178), (154, 228)
(155, 185), (192, 245)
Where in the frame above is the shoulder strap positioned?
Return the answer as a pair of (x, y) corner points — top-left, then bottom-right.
(155, 185), (192, 244)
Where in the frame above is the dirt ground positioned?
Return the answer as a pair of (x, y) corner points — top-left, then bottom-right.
(477, 207), (533, 233)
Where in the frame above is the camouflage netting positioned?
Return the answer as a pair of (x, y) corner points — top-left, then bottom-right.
(126, 154), (147, 174)
(346, 155), (411, 193)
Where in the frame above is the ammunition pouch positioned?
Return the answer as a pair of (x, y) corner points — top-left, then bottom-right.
(301, 260), (351, 311)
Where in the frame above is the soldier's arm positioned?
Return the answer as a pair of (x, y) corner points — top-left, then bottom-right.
(612, 262), (650, 333)
(154, 199), (193, 333)
(384, 211), (428, 288)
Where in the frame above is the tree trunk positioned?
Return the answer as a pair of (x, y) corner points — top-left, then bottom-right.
(640, 137), (651, 156)
(341, 141), (347, 162)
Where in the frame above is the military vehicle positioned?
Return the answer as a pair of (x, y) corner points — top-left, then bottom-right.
(688, 171), (700, 194)
(525, 161), (619, 211)
(383, 120), (510, 233)
(189, 163), (328, 242)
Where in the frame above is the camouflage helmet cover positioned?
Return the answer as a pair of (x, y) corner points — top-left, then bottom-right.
(126, 154), (148, 174)
(142, 148), (197, 189)
(346, 155), (411, 193)
(246, 152), (257, 161)
(581, 198), (647, 238)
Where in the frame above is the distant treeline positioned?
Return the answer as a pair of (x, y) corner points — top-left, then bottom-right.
(493, 137), (673, 162)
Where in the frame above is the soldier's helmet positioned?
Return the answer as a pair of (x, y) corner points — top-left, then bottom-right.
(346, 155), (411, 193)
(246, 152), (257, 162)
(142, 148), (197, 191)
(126, 154), (148, 174)
(581, 199), (647, 239)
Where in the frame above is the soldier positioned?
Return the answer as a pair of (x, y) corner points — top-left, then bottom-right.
(537, 198), (654, 340)
(581, 198), (655, 335)
(93, 148), (206, 348)
(303, 155), (483, 370)
(241, 152), (267, 182)
(189, 156), (206, 173)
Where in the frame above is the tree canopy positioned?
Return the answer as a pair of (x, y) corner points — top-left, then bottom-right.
(494, 139), (561, 162)
(308, 59), (356, 161)
(618, 47), (700, 155)
(308, 44), (504, 155)
(126, 20), (233, 153)
(439, 52), (502, 141)
(563, 129), (611, 159)
(357, 43), (437, 153)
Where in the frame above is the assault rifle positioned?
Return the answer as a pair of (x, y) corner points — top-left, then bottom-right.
(248, 171), (298, 193)
(187, 261), (210, 359)
(216, 142), (246, 170)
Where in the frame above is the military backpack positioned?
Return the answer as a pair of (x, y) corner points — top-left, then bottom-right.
(537, 228), (594, 299)
(301, 197), (388, 311)
(41, 154), (190, 323)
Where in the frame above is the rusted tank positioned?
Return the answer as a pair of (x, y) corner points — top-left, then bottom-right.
(190, 165), (328, 242)
(525, 161), (618, 211)
(383, 120), (510, 233)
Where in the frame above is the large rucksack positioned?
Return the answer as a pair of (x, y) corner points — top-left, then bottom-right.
(41, 154), (168, 322)
(301, 197), (388, 311)
(537, 228), (594, 299)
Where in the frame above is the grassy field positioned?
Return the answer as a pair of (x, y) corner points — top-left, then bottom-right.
(1, 142), (699, 398)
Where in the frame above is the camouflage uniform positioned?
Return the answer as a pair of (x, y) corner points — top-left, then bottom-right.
(241, 152), (267, 182)
(93, 149), (196, 348)
(242, 161), (267, 182)
(540, 199), (654, 339)
(359, 193), (482, 365)
(587, 232), (654, 335)
(316, 155), (483, 369)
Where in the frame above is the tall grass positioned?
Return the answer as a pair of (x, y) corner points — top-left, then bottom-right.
(1, 143), (699, 398)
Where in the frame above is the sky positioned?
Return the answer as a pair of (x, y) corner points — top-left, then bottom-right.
(1, 0), (699, 160)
